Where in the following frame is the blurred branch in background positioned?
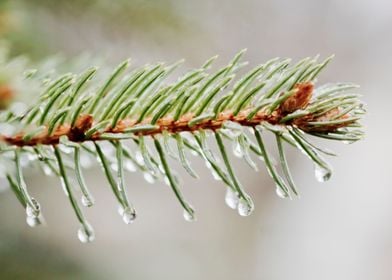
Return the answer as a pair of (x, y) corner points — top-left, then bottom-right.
(1, 0), (201, 61)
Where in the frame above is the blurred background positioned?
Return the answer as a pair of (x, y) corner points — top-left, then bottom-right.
(0, 0), (391, 279)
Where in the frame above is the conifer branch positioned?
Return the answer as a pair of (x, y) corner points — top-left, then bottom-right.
(0, 51), (366, 242)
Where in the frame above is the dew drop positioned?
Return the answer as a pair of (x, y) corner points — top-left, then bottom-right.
(232, 141), (243, 158)
(247, 127), (255, 134)
(211, 170), (222, 181)
(27, 153), (37, 161)
(43, 165), (54, 176)
(122, 207), (137, 224)
(143, 172), (155, 184)
(314, 165), (332, 182)
(205, 160), (212, 169)
(164, 176), (170, 186)
(110, 162), (118, 172)
(158, 164), (165, 174)
(190, 150), (199, 157)
(135, 151), (145, 166)
(26, 198), (40, 217)
(225, 189), (239, 209)
(117, 205), (124, 216)
(81, 195), (94, 207)
(183, 210), (196, 222)
(77, 223), (95, 243)
(237, 197), (254, 217)
(124, 160), (136, 172)
(26, 215), (42, 227)
(275, 187), (288, 199)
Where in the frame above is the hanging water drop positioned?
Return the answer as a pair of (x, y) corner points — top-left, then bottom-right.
(157, 164), (165, 174)
(122, 207), (137, 224)
(232, 141), (243, 158)
(77, 223), (95, 243)
(237, 198), (254, 217)
(81, 195), (94, 207)
(225, 189), (239, 209)
(124, 160), (137, 172)
(26, 198), (40, 217)
(27, 153), (37, 161)
(110, 162), (118, 172)
(275, 187), (288, 199)
(143, 172), (155, 184)
(135, 151), (145, 166)
(314, 164), (332, 182)
(117, 205), (125, 216)
(183, 209), (196, 222)
(26, 216), (42, 227)
(164, 176), (170, 186)
(247, 127), (255, 134)
(211, 170), (222, 181)
(42, 165), (53, 176)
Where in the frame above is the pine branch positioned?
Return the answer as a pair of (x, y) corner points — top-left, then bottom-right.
(0, 51), (366, 243)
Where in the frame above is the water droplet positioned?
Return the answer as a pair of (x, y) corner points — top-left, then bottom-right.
(232, 141), (243, 158)
(135, 151), (145, 166)
(110, 162), (118, 172)
(118, 205), (125, 216)
(164, 176), (170, 186)
(314, 165), (332, 182)
(237, 197), (254, 217)
(122, 207), (137, 224)
(158, 164), (165, 174)
(143, 172), (155, 184)
(183, 209), (196, 222)
(247, 127), (255, 134)
(26, 198), (40, 217)
(42, 165), (53, 176)
(26, 216), (42, 227)
(81, 195), (94, 207)
(77, 223), (95, 243)
(211, 170), (222, 181)
(124, 160), (136, 172)
(276, 187), (288, 199)
(205, 160), (212, 169)
(190, 150), (198, 157)
(27, 153), (37, 161)
(225, 189), (239, 209)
